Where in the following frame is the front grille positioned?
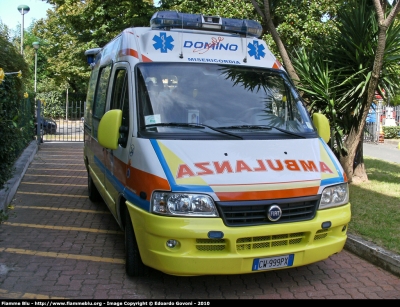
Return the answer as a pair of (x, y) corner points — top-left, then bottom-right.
(217, 196), (320, 226)
(195, 239), (226, 251)
(236, 232), (305, 252)
(314, 229), (330, 240)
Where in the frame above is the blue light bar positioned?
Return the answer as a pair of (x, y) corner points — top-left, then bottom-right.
(221, 18), (263, 38)
(150, 11), (263, 38)
(84, 48), (101, 66)
(150, 11), (202, 29)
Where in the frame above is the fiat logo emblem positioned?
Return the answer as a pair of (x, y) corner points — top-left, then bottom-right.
(267, 205), (282, 221)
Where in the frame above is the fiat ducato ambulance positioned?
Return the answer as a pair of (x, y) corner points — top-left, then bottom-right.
(83, 11), (351, 277)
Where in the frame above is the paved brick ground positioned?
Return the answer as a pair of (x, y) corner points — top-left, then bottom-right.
(0, 142), (400, 299)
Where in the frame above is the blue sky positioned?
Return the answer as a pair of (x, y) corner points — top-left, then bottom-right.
(0, 0), (52, 31)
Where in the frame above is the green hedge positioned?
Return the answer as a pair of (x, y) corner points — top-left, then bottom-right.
(383, 126), (400, 139)
(0, 34), (33, 190)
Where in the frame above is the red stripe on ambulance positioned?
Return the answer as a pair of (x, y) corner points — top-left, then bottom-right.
(215, 186), (320, 201)
(118, 48), (152, 62)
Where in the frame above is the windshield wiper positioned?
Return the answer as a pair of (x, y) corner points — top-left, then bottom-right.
(145, 122), (204, 129)
(144, 123), (243, 139)
(217, 125), (272, 130)
(217, 125), (305, 138)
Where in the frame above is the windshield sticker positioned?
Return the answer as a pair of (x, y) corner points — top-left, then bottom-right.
(188, 110), (199, 124)
(248, 40), (266, 60)
(145, 114), (161, 125)
(153, 32), (174, 53)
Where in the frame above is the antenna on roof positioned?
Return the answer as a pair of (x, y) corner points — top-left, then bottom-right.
(243, 19), (248, 63)
(179, 11), (184, 59)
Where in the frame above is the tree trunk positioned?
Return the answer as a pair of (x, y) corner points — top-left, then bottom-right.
(352, 135), (368, 184)
(249, 0), (301, 84)
(340, 100), (377, 183)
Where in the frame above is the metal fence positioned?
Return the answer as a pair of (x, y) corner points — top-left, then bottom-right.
(38, 100), (84, 142)
(394, 105), (400, 124)
(15, 98), (35, 155)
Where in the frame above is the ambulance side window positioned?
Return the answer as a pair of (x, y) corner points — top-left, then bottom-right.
(111, 69), (126, 110)
(93, 64), (112, 119)
(110, 68), (130, 148)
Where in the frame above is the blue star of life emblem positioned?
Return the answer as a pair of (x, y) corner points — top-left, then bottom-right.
(247, 40), (266, 60)
(153, 32), (174, 53)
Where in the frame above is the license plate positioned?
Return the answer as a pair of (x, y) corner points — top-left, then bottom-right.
(252, 254), (294, 271)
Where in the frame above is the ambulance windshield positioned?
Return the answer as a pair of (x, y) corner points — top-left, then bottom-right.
(137, 63), (316, 139)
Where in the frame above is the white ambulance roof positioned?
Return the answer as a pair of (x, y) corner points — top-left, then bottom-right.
(87, 11), (283, 71)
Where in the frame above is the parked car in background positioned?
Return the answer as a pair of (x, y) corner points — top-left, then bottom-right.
(34, 117), (57, 135)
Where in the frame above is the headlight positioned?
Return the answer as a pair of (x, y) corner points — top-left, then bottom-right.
(152, 192), (219, 217)
(319, 183), (349, 210)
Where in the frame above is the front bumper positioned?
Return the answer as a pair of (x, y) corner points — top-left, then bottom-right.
(127, 202), (351, 276)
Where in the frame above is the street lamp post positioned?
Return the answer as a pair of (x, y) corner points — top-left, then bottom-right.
(17, 5), (30, 55)
(32, 42), (39, 93)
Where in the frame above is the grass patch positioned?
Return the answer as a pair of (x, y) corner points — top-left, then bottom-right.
(349, 157), (400, 254)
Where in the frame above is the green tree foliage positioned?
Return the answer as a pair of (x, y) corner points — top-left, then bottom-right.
(37, 90), (65, 119)
(46, 0), (155, 47)
(32, 0), (157, 105)
(159, 0), (256, 19)
(159, 0), (343, 56)
(389, 93), (400, 106)
(264, 0), (343, 55)
(0, 30), (34, 189)
(33, 10), (93, 95)
(0, 21), (11, 41)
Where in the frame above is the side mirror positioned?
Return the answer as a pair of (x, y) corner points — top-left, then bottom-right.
(312, 113), (330, 143)
(98, 109), (122, 150)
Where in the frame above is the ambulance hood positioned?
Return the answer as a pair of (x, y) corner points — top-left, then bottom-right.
(152, 138), (345, 201)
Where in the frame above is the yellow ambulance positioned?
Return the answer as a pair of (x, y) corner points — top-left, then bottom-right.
(83, 11), (351, 276)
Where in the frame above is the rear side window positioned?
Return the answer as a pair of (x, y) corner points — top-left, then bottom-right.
(111, 69), (128, 111)
(93, 64), (112, 119)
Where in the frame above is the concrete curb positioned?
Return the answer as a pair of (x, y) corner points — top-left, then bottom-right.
(345, 234), (400, 278)
(0, 141), (38, 212)
(384, 139), (400, 147)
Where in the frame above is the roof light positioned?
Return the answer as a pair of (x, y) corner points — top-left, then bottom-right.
(150, 11), (263, 38)
(201, 15), (222, 30)
(84, 48), (102, 66)
(150, 11), (202, 29)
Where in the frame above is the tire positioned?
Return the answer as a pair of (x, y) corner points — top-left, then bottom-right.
(88, 171), (101, 202)
(125, 206), (147, 277)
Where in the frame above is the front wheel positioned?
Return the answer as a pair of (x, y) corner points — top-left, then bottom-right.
(125, 207), (147, 277)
